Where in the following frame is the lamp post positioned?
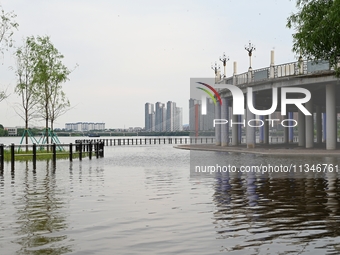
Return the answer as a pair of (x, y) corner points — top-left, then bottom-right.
(211, 61), (218, 76)
(219, 52), (229, 78)
(211, 62), (220, 81)
(245, 41), (256, 70)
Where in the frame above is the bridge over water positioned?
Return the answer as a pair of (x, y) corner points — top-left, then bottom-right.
(214, 51), (340, 150)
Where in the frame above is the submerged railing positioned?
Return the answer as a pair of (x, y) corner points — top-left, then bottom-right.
(0, 141), (104, 171)
(76, 137), (215, 146)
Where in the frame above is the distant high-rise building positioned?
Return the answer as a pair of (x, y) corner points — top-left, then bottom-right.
(145, 103), (155, 131)
(151, 112), (155, 131)
(189, 98), (201, 132)
(166, 101), (176, 132)
(65, 122), (105, 131)
(95, 123), (105, 130)
(175, 107), (183, 131)
(145, 101), (182, 132)
(162, 106), (167, 131)
(155, 102), (167, 132)
(189, 97), (215, 133)
(202, 98), (215, 131)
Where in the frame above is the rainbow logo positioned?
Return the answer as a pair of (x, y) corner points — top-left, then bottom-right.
(196, 82), (222, 115)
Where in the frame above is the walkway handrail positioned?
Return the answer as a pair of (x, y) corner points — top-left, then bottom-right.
(253, 67), (270, 82)
(224, 59), (331, 86)
(235, 71), (249, 85)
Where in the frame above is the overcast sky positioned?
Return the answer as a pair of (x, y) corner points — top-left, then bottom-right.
(0, 0), (298, 129)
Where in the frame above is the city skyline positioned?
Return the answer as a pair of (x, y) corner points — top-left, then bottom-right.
(145, 101), (183, 132)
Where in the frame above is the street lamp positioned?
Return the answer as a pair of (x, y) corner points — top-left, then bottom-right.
(211, 62), (220, 81)
(219, 52), (229, 78)
(245, 41), (256, 70)
(211, 61), (218, 75)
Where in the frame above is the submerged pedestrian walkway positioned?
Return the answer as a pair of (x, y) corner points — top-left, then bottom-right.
(175, 143), (340, 156)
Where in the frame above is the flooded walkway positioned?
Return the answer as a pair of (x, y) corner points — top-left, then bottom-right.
(175, 143), (340, 156)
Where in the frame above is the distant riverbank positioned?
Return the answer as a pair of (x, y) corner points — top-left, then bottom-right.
(55, 131), (193, 137)
(3, 129), (199, 137)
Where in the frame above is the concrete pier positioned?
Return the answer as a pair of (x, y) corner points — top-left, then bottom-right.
(232, 113), (238, 146)
(264, 115), (269, 144)
(316, 106), (322, 144)
(288, 112), (294, 143)
(246, 92), (255, 148)
(221, 98), (229, 147)
(326, 84), (336, 150)
(259, 115), (264, 143)
(284, 115), (289, 144)
(238, 115), (242, 144)
(323, 113), (326, 142)
(305, 98), (314, 149)
(215, 103), (221, 146)
(298, 109), (305, 147)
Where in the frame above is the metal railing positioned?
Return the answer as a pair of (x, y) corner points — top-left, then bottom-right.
(235, 72), (249, 85)
(0, 141), (104, 171)
(76, 137), (215, 146)
(254, 67), (270, 82)
(219, 59), (331, 86)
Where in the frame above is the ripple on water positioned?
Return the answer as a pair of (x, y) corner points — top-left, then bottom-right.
(1, 145), (340, 254)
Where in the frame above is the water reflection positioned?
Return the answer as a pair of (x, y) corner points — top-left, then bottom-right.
(13, 161), (72, 254)
(0, 170), (3, 191)
(212, 172), (340, 254)
(2, 144), (340, 254)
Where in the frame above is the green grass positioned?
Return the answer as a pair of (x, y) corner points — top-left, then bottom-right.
(2, 149), (91, 162)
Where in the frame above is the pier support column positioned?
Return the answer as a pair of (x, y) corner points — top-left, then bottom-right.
(298, 109), (305, 147)
(231, 62), (241, 145)
(238, 115), (242, 144)
(305, 98), (314, 148)
(246, 92), (255, 148)
(284, 115), (289, 144)
(232, 113), (239, 146)
(264, 115), (269, 144)
(326, 84), (336, 150)
(323, 113), (326, 142)
(316, 105), (322, 144)
(288, 112), (294, 143)
(259, 115), (264, 143)
(221, 98), (229, 147)
(215, 102), (221, 146)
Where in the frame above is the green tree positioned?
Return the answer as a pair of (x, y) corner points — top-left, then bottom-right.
(0, 124), (8, 136)
(0, 5), (19, 102)
(287, 0), (340, 73)
(29, 36), (72, 144)
(14, 37), (38, 145)
(44, 59), (73, 133)
(49, 88), (70, 132)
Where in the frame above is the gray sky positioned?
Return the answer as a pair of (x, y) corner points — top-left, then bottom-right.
(0, 0), (298, 129)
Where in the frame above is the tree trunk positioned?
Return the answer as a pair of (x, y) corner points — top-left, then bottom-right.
(45, 83), (49, 148)
(25, 116), (28, 152)
(50, 120), (54, 143)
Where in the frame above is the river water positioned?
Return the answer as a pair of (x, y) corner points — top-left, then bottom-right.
(1, 136), (340, 254)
